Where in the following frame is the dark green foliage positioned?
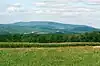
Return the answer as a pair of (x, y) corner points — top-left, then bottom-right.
(0, 31), (100, 43)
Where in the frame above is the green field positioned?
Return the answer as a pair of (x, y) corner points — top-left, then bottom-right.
(0, 46), (100, 66)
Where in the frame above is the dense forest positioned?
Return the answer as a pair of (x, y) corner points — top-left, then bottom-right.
(0, 31), (100, 43)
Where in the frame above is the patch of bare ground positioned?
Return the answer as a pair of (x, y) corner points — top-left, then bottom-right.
(93, 46), (100, 48)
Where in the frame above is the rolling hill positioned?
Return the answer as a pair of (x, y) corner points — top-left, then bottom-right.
(0, 21), (99, 34)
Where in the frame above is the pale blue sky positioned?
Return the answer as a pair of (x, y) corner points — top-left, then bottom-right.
(0, 0), (100, 28)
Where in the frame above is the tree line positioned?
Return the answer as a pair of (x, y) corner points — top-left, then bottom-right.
(0, 31), (100, 43)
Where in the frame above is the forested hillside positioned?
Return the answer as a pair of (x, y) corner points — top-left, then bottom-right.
(0, 31), (100, 43)
(0, 21), (99, 34)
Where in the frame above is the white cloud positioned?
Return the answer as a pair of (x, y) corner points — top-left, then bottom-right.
(4, 1), (100, 17)
(33, 2), (46, 6)
(7, 6), (18, 12)
(7, 3), (24, 12)
(88, 0), (100, 3)
(11, 3), (22, 7)
(0, 0), (100, 28)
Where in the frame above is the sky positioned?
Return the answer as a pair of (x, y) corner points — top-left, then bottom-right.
(0, 0), (100, 28)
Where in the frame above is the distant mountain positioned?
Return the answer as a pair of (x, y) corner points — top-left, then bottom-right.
(0, 21), (99, 34)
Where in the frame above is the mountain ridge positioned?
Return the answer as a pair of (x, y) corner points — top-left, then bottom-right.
(0, 21), (99, 34)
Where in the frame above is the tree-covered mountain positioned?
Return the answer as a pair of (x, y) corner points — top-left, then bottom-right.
(0, 21), (99, 34)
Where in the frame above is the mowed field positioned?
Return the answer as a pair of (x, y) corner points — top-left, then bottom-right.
(1, 46), (100, 66)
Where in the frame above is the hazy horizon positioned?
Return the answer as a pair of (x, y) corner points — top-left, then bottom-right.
(0, 20), (99, 29)
(0, 0), (100, 28)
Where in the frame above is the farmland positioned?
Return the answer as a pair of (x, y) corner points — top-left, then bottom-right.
(0, 46), (100, 66)
(0, 42), (100, 66)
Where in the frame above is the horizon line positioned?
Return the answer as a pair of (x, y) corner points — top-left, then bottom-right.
(0, 20), (99, 29)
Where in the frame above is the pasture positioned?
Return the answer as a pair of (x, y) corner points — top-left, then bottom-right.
(0, 46), (100, 66)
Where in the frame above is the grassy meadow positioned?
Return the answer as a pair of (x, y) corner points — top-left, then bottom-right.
(0, 46), (100, 66)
